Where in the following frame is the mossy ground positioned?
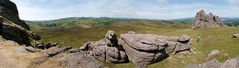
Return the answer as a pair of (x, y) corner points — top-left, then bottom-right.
(31, 22), (239, 68)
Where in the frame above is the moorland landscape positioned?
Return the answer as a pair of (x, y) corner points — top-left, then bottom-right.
(1, 0), (239, 68)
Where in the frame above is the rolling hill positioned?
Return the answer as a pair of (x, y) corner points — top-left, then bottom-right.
(25, 17), (239, 68)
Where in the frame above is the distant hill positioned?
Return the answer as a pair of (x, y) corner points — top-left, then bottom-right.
(26, 17), (239, 29)
(222, 18), (239, 24)
(169, 17), (194, 22)
(26, 17), (191, 29)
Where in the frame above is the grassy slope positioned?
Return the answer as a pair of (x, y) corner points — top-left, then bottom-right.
(29, 18), (239, 68)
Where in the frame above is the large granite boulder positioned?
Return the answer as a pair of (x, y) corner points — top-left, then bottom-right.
(119, 34), (191, 68)
(90, 30), (129, 63)
(0, 0), (40, 46)
(192, 10), (224, 29)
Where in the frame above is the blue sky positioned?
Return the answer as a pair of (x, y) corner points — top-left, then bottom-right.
(11, 0), (239, 20)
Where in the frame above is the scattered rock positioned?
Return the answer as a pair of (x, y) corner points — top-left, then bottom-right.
(192, 10), (224, 29)
(208, 49), (220, 58)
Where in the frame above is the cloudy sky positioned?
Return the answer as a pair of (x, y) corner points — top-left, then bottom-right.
(11, 0), (239, 20)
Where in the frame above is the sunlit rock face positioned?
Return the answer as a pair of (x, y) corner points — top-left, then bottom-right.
(192, 10), (224, 29)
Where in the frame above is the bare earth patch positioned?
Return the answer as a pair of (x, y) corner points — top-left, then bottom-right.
(0, 40), (43, 68)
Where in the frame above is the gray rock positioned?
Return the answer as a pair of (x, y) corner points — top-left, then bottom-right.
(15, 47), (27, 53)
(44, 46), (72, 57)
(179, 35), (190, 42)
(192, 10), (224, 29)
(208, 49), (220, 58)
(220, 57), (239, 68)
(119, 34), (191, 68)
(91, 30), (129, 63)
(25, 46), (40, 52)
(185, 57), (239, 68)
(185, 59), (221, 68)
(86, 30), (191, 68)
(60, 52), (104, 68)
(68, 48), (82, 53)
(80, 42), (92, 51)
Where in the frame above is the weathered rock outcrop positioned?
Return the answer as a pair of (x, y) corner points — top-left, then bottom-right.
(185, 57), (239, 68)
(87, 30), (191, 68)
(90, 30), (129, 63)
(119, 34), (191, 68)
(0, 0), (40, 46)
(192, 10), (224, 29)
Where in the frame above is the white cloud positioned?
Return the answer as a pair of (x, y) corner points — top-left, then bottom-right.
(9, 0), (239, 20)
(229, 0), (239, 6)
(155, 0), (169, 7)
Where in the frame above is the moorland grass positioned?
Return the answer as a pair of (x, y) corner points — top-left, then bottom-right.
(31, 22), (239, 68)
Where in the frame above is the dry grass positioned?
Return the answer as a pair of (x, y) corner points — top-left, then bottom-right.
(0, 40), (43, 68)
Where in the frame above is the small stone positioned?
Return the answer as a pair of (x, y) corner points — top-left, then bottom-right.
(232, 33), (239, 38)
(16, 47), (27, 53)
(208, 49), (220, 58)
